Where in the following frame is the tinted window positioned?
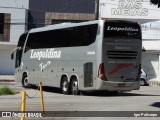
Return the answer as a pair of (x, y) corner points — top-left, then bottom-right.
(18, 32), (28, 48)
(25, 24), (98, 51)
(0, 13), (4, 34)
(15, 49), (22, 68)
(104, 21), (141, 39)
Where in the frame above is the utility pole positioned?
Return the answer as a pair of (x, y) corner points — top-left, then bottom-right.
(95, 0), (99, 20)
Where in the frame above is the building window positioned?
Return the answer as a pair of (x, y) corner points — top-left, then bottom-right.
(51, 19), (84, 25)
(45, 12), (96, 26)
(0, 13), (11, 42)
(0, 13), (4, 34)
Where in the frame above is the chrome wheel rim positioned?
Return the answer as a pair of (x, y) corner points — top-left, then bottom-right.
(63, 81), (68, 92)
(24, 77), (29, 87)
(72, 80), (78, 92)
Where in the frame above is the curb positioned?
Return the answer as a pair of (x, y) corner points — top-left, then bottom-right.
(0, 75), (15, 83)
(0, 80), (15, 82)
(148, 81), (160, 86)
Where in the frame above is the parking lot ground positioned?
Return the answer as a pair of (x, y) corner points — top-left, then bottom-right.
(0, 82), (160, 120)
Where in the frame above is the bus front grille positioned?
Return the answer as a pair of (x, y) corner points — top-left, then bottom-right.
(107, 51), (138, 59)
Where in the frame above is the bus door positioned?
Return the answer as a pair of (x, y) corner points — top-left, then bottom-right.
(11, 47), (23, 81)
(15, 48), (23, 80)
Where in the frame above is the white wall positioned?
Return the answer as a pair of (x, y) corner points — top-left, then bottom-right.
(0, 8), (28, 43)
(142, 21), (160, 40)
(142, 53), (159, 81)
(142, 21), (160, 51)
(0, 49), (15, 75)
(141, 21), (160, 82)
(0, 0), (29, 43)
(0, 0), (29, 75)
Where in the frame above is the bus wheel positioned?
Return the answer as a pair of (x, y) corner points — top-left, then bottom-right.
(22, 74), (29, 88)
(71, 77), (79, 95)
(140, 78), (146, 86)
(61, 77), (70, 95)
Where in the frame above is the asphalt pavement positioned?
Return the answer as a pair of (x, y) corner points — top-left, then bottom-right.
(0, 75), (160, 120)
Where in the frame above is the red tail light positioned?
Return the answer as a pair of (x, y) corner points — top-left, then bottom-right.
(98, 63), (106, 80)
(102, 19), (107, 23)
(136, 64), (141, 81)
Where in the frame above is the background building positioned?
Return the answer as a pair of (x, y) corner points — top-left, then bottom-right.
(0, 0), (96, 75)
(27, 0), (97, 29)
(1, 0), (160, 83)
(141, 21), (160, 81)
(99, 0), (160, 82)
(0, 0), (29, 74)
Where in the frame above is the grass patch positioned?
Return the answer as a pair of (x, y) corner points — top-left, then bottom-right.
(0, 86), (19, 95)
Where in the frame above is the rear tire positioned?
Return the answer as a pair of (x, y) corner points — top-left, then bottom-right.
(71, 77), (79, 95)
(22, 74), (29, 88)
(61, 77), (70, 95)
(107, 91), (119, 96)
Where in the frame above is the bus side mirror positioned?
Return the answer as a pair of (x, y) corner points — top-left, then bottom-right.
(11, 47), (21, 60)
(11, 52), (14, 60)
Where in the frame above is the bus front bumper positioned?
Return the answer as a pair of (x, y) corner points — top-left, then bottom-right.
(96, 79), (140, 91)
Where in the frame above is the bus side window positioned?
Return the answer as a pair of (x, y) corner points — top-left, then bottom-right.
(24, 24), (98, 51)
(76, 24), (98, 46)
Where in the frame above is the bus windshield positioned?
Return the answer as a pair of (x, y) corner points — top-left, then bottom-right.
(104, 21), (141, 39)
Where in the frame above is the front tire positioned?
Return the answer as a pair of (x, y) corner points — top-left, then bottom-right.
(22, 74), (29, 88)
(71, 77), (79, 95)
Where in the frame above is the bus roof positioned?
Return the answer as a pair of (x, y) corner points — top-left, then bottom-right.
(29, 20), (100, 33)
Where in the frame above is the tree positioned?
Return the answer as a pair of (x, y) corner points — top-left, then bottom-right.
(150, 0), (160, 8)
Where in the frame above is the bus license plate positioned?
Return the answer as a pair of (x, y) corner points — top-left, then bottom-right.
(118, 83), (126, 87)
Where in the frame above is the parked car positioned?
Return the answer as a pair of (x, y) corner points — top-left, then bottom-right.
(140, 69), (148, 86)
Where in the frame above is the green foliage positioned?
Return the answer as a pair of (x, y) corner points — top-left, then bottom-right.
(150, 0), (160, 8)
(0, 86), (18, 95)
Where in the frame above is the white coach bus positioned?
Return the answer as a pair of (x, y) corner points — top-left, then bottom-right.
(11, 20), (142, 95)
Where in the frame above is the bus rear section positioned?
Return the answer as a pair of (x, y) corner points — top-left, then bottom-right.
(97, 20), (142, 91)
